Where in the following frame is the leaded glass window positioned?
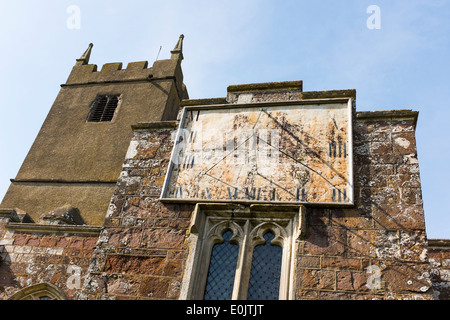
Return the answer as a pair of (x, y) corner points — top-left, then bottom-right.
(203, 230), (239, 300)
(247, 232), (282, 300)
(179, 205), (303, 300)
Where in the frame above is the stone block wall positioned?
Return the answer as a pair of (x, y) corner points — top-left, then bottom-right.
(428, 240), (450, 300)
(0, 211), (100, 300)
(80, 122), (193, 300)
(295, 111), (432, 300)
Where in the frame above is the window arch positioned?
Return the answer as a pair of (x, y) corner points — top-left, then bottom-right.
(240, 222), (289, 300)
(204, 230), (240, 300)
(247, 230), (283, 300)
(8, 283), (67, 300)
(196, 220), (244, 300)
(180, 204), (305, 300)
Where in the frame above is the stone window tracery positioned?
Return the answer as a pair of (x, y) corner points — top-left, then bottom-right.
(204, 229), (240, 300)
(247, 231), (283, 300)
(179, 204), (305, 300)
(8, 282), (67, 300)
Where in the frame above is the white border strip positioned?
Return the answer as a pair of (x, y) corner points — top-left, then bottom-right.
(161, 98), (355, 206)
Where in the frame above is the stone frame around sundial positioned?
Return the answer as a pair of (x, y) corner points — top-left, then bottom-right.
(160, 98), (354, 206)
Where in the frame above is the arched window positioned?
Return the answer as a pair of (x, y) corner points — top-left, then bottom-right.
(8, 283), (67, 300)
(180, 204), (305, 300)
(204, 230), (239, 300)
(247, 231), (283, 300)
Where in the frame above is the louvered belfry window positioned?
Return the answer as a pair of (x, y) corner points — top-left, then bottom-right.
(87, 95), (120, 122)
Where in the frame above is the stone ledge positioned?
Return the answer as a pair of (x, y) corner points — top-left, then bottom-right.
(227, 80), (303, 93)
(5, 223), (102, 235)
(180, 97), (227, 107)
(428, 239), (450, 249)
(61, 77), (152, 87)
(160, 197), (355, 208)
(356, 110), (419, 129)
(0, 209), (20, 223)
(300, 89), (356, 100)
(10, 179), (117, 185)
(131, 121), (178, 130)
(356, 109), (418, 120)
(0, 208), (33, 223)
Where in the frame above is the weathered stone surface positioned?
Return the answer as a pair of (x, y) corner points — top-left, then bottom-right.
(428, 241), (450, 299)
(294, 114), (437, 300)
(104, 255), (166, 275)
(0, 70), (444, 301)
(78, 126), (188, 300)
(336, 270), (369, 292)
(302, 226), (346, 256)
(0, 228), (99, 300)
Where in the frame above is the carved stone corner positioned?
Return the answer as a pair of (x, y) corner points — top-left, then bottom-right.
(38, 204), (85, 226)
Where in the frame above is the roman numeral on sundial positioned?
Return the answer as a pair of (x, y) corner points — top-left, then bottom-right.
(329, 142), (347, 158)
(174, 186), (182, 198)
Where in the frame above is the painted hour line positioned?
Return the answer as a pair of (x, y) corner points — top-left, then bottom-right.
(189, 131), (197, 143)
(245, 187), (261, 200)
(174, 186), (182, 198)
(329, 142), (347, 158)
(182, 155), (195, 169)
(174, 186), (348, 202)
(332, 188), (347, 202)
(188, 110), (200, 121)
(227, 187), (237, 200)
(296, 188), (306, 201)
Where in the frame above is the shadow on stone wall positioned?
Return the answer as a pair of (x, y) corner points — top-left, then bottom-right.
(0, 245), (19, 299)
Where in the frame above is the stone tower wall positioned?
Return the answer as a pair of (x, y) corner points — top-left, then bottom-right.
(428, 240), (450, 300)
(0, 39), (187, 226)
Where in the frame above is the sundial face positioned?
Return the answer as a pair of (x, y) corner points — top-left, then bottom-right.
(162, 99), (353, 205)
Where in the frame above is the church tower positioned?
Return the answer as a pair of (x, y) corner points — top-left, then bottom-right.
(0, 35), (188, 226)
(1, 35), (447, 301)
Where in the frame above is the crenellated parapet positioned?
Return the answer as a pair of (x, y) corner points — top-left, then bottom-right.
(65, 58), (152, 85)
(64, 35), (187, 100)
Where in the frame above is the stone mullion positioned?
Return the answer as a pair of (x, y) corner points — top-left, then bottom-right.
(233, 220), (251, 300)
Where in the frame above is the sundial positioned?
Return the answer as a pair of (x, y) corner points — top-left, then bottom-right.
(161, 99), (354, 205)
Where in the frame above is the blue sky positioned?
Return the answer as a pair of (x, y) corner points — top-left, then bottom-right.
(0, 1), (449, 238)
